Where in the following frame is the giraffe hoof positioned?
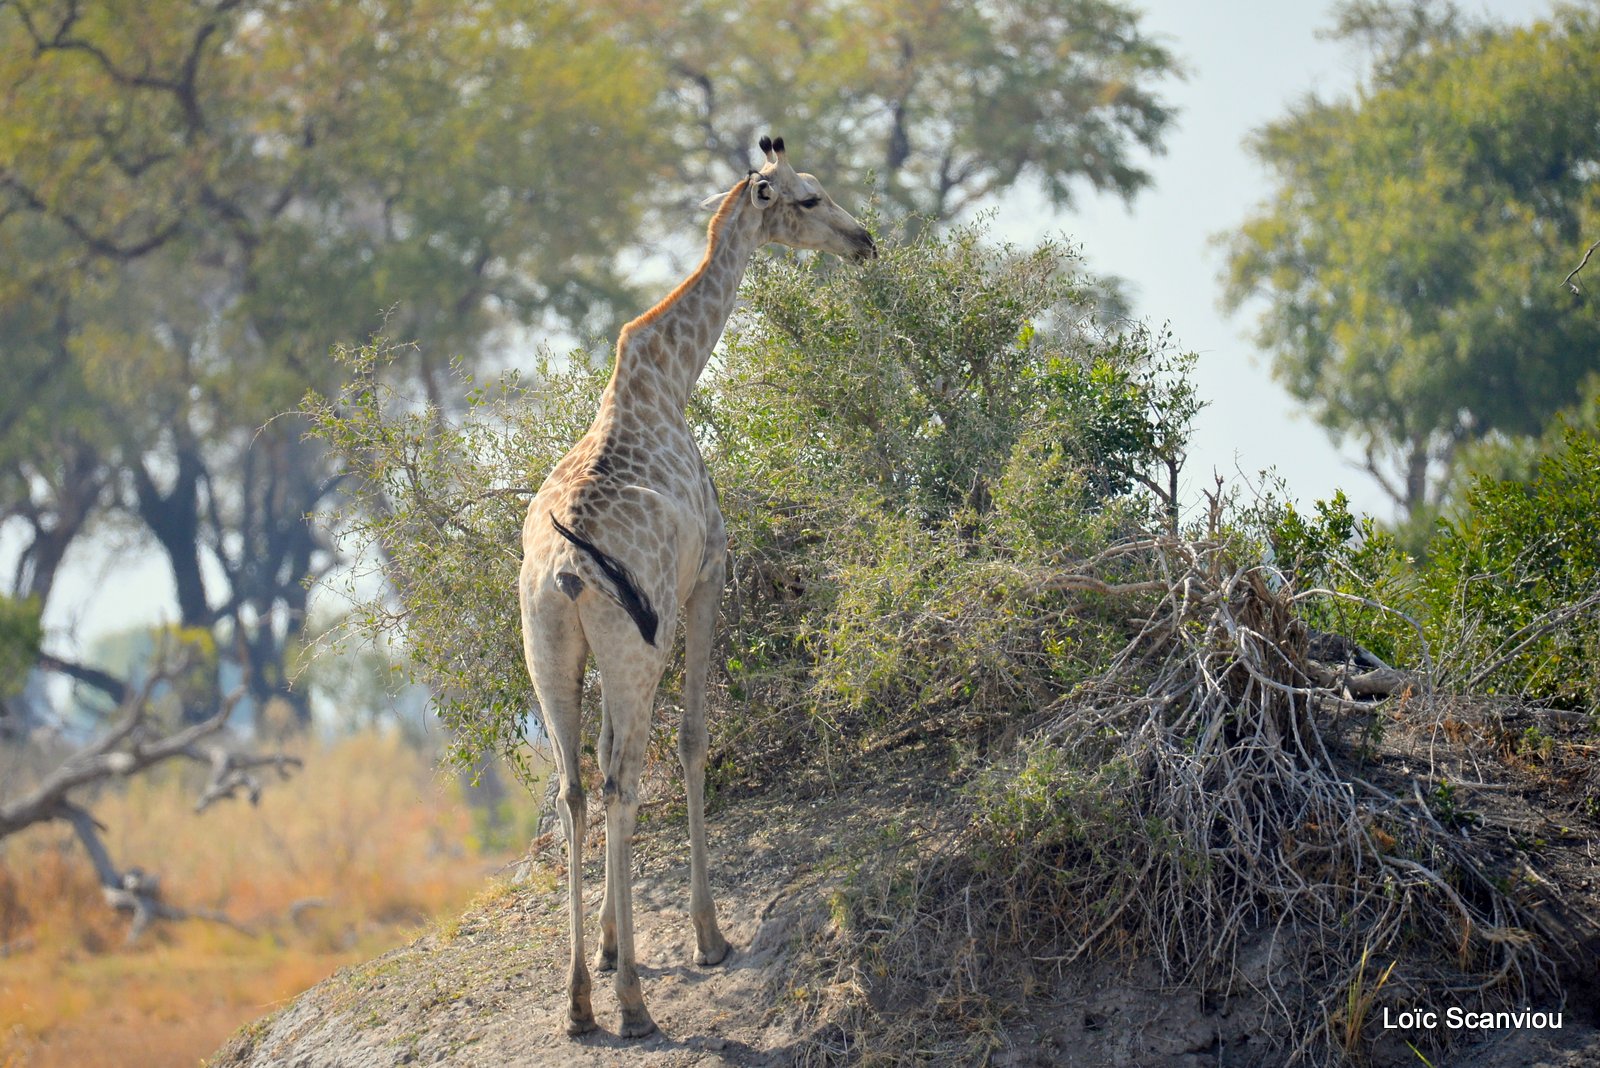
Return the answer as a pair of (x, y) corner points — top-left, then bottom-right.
(696, 933), (730, 967)
(564, 1012), (598, 1038)
(619, 1006), (657, 1040)
(593, 946), (618, 973)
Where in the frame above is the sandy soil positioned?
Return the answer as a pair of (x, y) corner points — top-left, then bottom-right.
(210, 732), (1600, 1068)
(209, 782), (852, 1068)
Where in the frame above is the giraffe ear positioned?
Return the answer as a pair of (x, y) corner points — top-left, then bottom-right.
(748, 177), (775, 209)
(698, 192), (728, 212)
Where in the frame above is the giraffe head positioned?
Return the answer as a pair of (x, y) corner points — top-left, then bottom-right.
(704, 135), (876, 262)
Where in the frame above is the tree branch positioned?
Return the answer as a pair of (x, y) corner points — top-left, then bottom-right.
(35, 651), (129, 705)
(0, 671), (299, 842)
(1, 660), (301, 940)
(60, 800), (253, 942)
(1562, 237), (1600, 294)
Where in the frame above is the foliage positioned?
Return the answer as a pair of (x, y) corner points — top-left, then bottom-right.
(968, 743), (1171, 944)
(1223, 0), (1600, 517)
(314, 220), (1198, 775)
(709, 228), (1197, 524)
(1423, 405), (1600, 710)
(697, 226), (1195, 760)
(1264, 489), (1418, 664)
(0, 0), (666, 727)
(307, 341), (608, 778)
(0, 595), (43, 701)
(591, 0), (1180, 222)
(1245, 400), (1600, 713)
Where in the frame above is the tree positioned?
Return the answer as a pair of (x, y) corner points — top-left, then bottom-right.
(0, 0), (667, 724)
(1222, 0), (1600, 519)
(595, 0), (1179, 224)
(1, 0), (1179, 735)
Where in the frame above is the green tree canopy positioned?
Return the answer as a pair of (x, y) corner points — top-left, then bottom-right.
(1222, 0), (1600, 518)
(598, 0), (1179, 222)
(0, 0), (1178, 730)
(0, 0), (666, 722)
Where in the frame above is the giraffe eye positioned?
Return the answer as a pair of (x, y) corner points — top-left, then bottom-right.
(798, 196), (821, 209)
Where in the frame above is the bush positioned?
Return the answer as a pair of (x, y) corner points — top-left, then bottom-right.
(1253, 403), (1600, 714)
(1423, 404), (1600, 710)
(1262, 489), (1420, 666)
(313, 219), (1199, 776)
(701, 222), (1196, 763)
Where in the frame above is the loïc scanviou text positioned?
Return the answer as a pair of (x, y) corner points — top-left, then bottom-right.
(1382, 1007), (1563, 1030)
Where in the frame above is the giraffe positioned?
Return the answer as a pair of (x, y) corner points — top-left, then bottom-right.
(518, 134), (874, 1039)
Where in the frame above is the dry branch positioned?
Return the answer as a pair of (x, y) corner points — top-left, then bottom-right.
(1563, 236), (1600, 293)
(0, 655), (302, 940)
(1029, 543), (1555, 1060)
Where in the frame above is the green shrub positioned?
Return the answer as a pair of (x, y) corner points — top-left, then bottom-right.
(1264, 489), (1419, 666)
(1247, 402), (1600, 713)
(701, 222), (1196, 759)
(313, 219), (1201, 775)
(0, 594), (42, 701)
(1423, 405), (1600, 710)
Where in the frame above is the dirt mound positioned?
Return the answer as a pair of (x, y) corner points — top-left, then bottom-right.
(209, 782), (849, 1067)
(211, 739), (1600, 1068)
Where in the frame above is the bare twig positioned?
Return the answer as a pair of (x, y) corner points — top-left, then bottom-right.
(1562, 237), (1600, 293)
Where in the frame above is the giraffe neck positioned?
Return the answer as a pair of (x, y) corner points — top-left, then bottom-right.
(611, 180), (763, 410)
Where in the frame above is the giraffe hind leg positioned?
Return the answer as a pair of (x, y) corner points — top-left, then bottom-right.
(520, 580), (595, 1036)
(586, 608), (673, 1040)
(593, 703), (618, 974)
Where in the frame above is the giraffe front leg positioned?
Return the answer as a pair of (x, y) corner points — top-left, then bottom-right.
(604, 770), (656, 1039)
(593, 714), (618, 975)
(681, 562), (729, 966)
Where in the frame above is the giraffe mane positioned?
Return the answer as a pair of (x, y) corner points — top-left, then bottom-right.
(619, 175), (754, 341)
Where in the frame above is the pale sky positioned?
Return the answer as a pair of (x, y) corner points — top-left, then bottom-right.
(1009, 0), (1558, 520)
(13, 0), (1562, 646)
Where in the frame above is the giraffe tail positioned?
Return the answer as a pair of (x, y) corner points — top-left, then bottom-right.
(549, 513), (660, 647)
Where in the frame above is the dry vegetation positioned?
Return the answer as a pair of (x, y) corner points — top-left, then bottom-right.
(0, 730), (541, 1068)
(774, 537), (1600, 1065)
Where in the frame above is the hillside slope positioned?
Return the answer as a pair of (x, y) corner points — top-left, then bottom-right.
(210, 773), (898, 1067)
(211, 721), (1600, 1068)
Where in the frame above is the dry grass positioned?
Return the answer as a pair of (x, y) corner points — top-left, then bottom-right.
(0, 730), (542, 1068)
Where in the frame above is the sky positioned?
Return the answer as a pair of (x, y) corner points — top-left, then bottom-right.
(12, 0), (1563, 647)
(1001, 0), (1558, 521)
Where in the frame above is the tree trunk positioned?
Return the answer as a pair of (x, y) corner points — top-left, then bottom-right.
(133, 443), (211, 627)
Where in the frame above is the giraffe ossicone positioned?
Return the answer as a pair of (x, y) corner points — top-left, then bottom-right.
(516, 134), (873, 1040)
